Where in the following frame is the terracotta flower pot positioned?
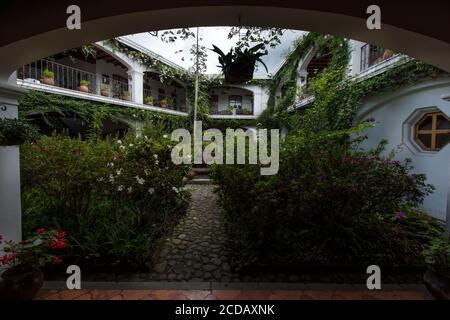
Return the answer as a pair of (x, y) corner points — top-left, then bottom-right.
(79, 85), (89, 93)
(383, 49), (394, 60)
(42, 77), (54, 86)
(160, 103), (168, 108)
(423, 268), (450, 300)
(121, 95), (130, 101)
(101, 90), (109, 97)
(0, 267), (44, 300)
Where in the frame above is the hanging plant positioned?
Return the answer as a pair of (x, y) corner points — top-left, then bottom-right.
(212, 43), (269, 83)
(0, 118), (40, 146)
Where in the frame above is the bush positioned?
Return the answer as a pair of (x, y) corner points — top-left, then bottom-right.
(423, 236), (450, 276)
(0, 118), (40, 146)
(211, 128), (445, 269)
(21, 125), (190, 269)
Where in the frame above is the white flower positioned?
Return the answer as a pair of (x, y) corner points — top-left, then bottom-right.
(127, 186), (133, 193)
(129, 144), (134, 147)
(153, 154), (158, 159)
(163, 134), (168, 139)
(116, 168), (123, 176)
(107, 162), (114, 167)
(144, 135), (148, 140)
(155, 160), (159, 165)
(117, 185), (124, 192)
(148, 188), (155, 194)
(109, 174), (115, 182)
(135, 176), (145, 185)
(119, 145), (126, 150)
(172, 186), (179, 193)
(144, 169), (150, 176)
(117, 140), (122, 145)
(97, 177), (104, 182)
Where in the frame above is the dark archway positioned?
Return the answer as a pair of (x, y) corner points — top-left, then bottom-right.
(1, 1), (450, 82)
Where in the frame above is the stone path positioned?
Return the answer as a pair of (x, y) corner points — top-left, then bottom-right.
(150, 184), (237, 282)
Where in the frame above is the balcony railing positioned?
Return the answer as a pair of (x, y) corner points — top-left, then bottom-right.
(142, 88), (187, 112)
(18, 59), (132, 101)
(209, 105), (254, 116)
(360, 44), (393, 72)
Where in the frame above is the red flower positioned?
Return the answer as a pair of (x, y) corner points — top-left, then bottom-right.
(51, 256), (63, 265)
(36, 228), (47, 234)
(49, 239), (66, 249)
(0, 253), (17, 265)
(56, 231), (66, 239)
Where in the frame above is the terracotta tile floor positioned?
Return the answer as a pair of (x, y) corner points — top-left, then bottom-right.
(34, 289), (429, 300)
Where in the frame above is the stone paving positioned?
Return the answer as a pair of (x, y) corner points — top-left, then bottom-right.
(149, 184), (237, 282)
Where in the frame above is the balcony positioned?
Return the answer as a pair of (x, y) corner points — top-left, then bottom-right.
(18, 59), (132, 101)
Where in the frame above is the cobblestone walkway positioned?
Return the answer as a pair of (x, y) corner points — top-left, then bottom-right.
(150, 184), (237, 282)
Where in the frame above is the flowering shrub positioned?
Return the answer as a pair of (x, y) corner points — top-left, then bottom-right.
(211, 128), (445, 269)
(21, 124), (190, 268)
(0, 229), (66, 271)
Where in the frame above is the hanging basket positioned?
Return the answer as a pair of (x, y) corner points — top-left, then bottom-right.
(224, 59), (255, 84)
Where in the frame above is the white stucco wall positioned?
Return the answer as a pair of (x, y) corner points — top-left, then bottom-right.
(0, 85), (24, 246)
(210, 85), (269, 116)
(355, 78), (450, 222)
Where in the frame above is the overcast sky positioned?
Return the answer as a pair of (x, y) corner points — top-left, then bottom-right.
(123, 27), (305, 77)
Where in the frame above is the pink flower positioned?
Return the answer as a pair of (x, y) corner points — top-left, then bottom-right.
(51, 256), (63, 265)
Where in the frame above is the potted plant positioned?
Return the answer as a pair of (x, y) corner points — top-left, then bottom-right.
(144, 96), (153, 105)
(225, 104), (234, 115)
(79, 80), (90, 93)
(0, 118), (39, 146)
(41, 69), (55, 86)
(100, 84), (109, 97)
(121, 90), (130, 101)
(242, 106), (252, 115)
(212, 43), (269, 83)
(160, 98), (168, 108)
(166, 97), (175, 109)
(423, 236), (450, 299)
(382, 49), (395, 60)
(0, 229), (67, 300)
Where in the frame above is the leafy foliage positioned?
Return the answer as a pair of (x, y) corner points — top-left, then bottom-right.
(21, 125), (190, 269)
(211, 127), (444, 269)
(423, 236), (450, 276)
(0, 118), (40, 146)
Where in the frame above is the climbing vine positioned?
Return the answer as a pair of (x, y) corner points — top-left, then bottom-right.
(258, 32), (446, 132)
(19, 91), (191, 133)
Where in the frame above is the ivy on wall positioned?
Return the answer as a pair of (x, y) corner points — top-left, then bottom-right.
(19, 90), (255, 134)
(19, 91), (191, 133)
(257, 32), (446, 132)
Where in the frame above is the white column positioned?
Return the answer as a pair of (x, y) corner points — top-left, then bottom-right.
(0, 83), (26, 245)
(127, 69), (144, 104)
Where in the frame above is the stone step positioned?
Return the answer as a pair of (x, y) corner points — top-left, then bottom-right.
(192, 167), (211, 174)
(187, 175), (213, 185)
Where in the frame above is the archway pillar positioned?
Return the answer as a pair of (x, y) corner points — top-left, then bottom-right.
(0, 82), (26, 246)
(127, 69), (144, 105)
